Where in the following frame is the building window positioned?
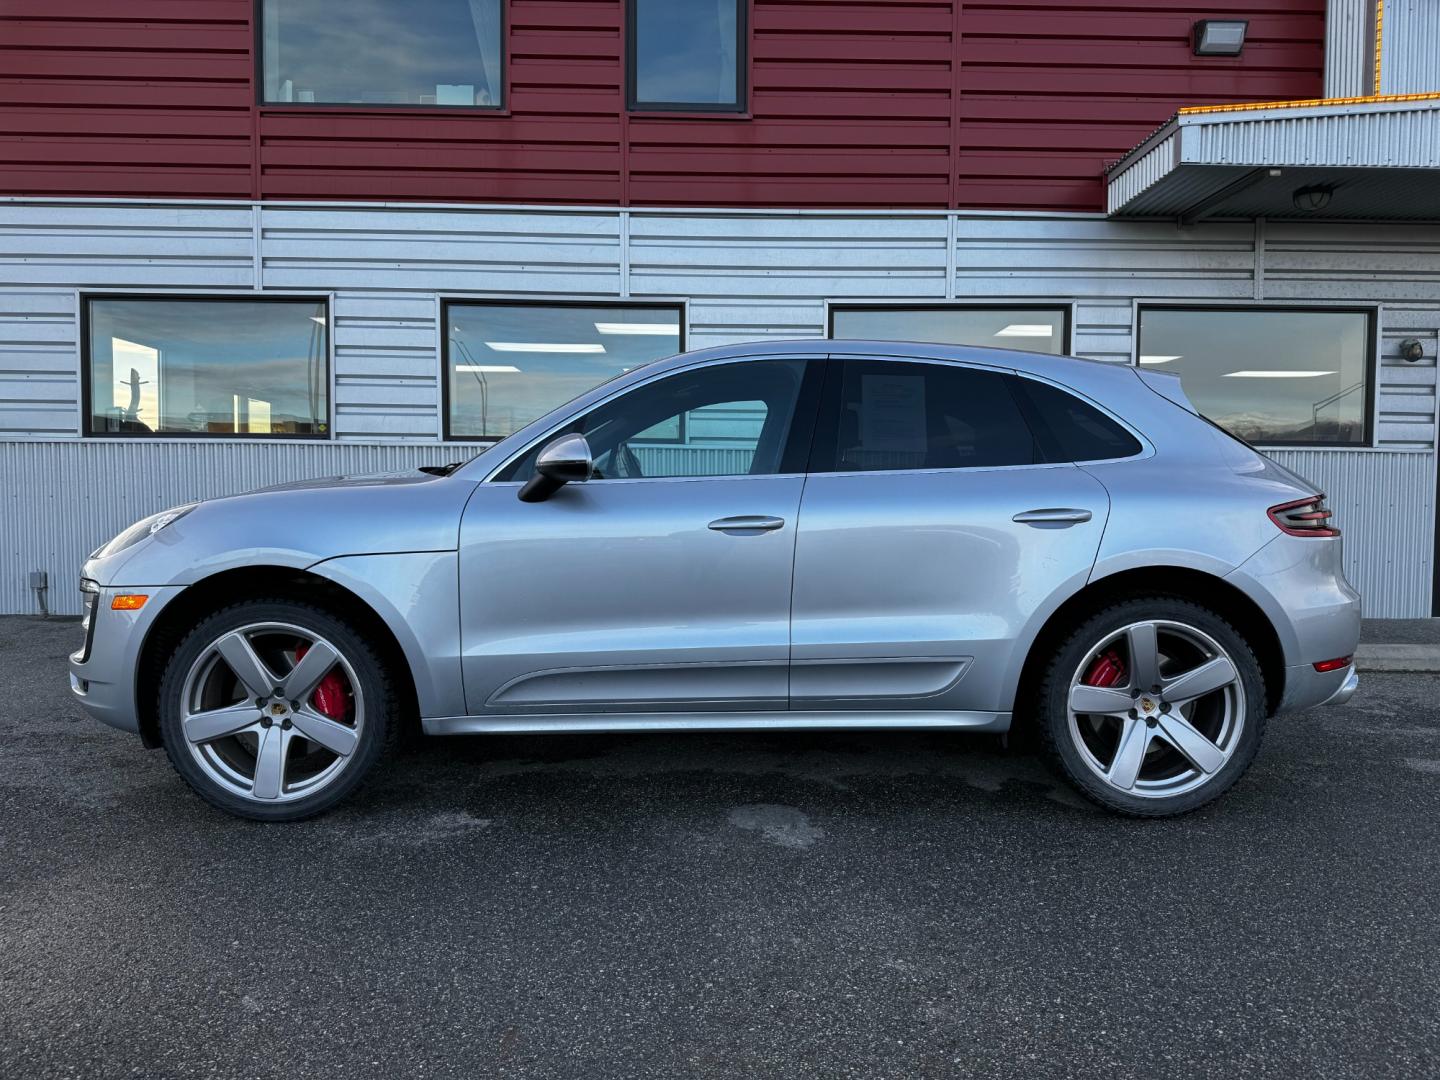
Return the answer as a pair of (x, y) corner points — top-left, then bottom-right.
(628, 0), (745, 111)
(829, 306), (1071, 355)
(260, 0), (504, 108)
(1137, 307), (1373, 446)
(445, 301), (683, 441)
(84, 297), (330, 437)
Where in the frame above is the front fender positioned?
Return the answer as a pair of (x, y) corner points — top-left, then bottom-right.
(306, 552), (465, 720)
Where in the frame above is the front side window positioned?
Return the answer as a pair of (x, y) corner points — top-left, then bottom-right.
(446, 302), (682, 441)
(816, 360), (1039, 472)
(830, 306), (1070, 355)
(1137, 307), (1372, 446)
(85, 297), (329, 437)
(261, 0), (504, 108)
(498, 360), (809, 481)
(628, 0), (745, 111)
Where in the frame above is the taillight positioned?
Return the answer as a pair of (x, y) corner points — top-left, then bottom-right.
(1268, 494), (1340, 538)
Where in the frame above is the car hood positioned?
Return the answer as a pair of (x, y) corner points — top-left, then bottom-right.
(87, 470), (478, 589)
(250, 470), (453, 494)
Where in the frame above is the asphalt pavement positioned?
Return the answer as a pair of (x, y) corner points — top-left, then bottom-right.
(2, 615), (1437, 1079)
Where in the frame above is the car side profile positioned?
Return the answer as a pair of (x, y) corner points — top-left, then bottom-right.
(69, 340), (1361, 820)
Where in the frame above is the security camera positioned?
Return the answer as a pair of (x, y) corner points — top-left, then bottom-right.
(1399, 338), (1424, 363)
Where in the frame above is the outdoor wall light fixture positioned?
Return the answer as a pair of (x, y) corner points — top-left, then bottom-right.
(1399, 339), (1425, 362)
(1192, 20), (1248, 56)
(1292, 184), (1335, 212)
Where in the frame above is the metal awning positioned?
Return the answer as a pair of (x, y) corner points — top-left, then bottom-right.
(1106, 94), (1440, 222)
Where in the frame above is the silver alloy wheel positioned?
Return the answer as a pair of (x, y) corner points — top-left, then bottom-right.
(1066, 619), (1245, 799)
(179, 621), (364, 804)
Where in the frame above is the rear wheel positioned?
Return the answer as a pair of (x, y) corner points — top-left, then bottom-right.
(158, 599), (397, 822)
(1037, 597), (1267, 817)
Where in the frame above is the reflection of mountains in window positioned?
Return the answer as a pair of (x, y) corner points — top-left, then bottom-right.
(263, 0), (502, 107)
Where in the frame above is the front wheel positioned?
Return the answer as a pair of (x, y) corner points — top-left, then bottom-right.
(1037, 597), (1268, 817)
(157, 599), (398, 822)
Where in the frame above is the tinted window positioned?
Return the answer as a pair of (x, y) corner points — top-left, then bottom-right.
(819, 360), (1038, 472)
(831, 307), (1068, 355)
(447, 303), (682, 441)
(1011, 378), (1141, 462)
(262, 0), (503, 108)
(1136, 307), (1371, 446)
(630, 0), (743, 109)
(499, 361), (807, 481)
(86, 298), (329, 437)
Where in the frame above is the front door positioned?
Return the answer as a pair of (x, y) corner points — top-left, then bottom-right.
(790, 357), (1112, 715)
(458, 357), (820, 719)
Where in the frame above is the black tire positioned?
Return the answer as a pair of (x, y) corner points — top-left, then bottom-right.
(158, 598), (399, 822)
(1035, 596), (1268, 818)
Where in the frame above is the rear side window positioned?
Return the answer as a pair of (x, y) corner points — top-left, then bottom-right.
(818, 360), (1039, 471)
(1009, 378), (1142, 462)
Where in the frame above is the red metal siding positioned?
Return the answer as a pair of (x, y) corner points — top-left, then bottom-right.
(0, 0), (1325, 211)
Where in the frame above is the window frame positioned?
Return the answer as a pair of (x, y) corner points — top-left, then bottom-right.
(625, 0), (749, 114)
(805, 356), (1147, 477)
(441, 297), (688, 444)
(79, 291), (334, 441)
(1134, 302), (1379, 449)
(826, 301), (1075, 356)
(254, 0), (509, 113)
(484, 355), (826, 484)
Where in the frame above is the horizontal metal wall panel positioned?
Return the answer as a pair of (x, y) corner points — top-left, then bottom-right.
(0, 204), (254, 288)
(0, 200), (1437, 616)
(0, 440), (463, 616)
(0, 288), (74, 436)
(1266, 448), (1434, 617)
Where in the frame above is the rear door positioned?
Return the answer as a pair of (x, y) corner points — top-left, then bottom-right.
(790, 357), (1119, 716)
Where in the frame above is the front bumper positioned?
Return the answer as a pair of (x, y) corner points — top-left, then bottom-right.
(68, 582), (185, 737)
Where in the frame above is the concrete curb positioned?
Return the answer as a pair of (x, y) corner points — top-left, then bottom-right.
(1356, 644), (1440, 674)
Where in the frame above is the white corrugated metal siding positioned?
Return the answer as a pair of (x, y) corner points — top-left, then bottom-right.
(1326, 0), (1377, 98)
(1268, 448), (1434, 617)
(1378, 0), (1440, 95)
(0, 441), (462, 615)
(0, 199), (1436, 616)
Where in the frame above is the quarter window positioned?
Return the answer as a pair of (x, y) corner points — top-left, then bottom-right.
(1136, 307), (1373, 446)
(261, 0), (504, 108)
(628, 0), (745, 111)
(446, 302), (683, 442)
(84, 297), (329, 437)
(1010, 378), (1141, 462)
(498, 360), (809, 481)
(830, 306), (1070, 355)
(817, 360), (1039, 472)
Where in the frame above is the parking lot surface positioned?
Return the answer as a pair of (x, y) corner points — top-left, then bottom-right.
(2, 615), (1436, 1079)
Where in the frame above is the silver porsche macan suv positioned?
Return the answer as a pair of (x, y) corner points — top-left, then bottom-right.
(70, 341), (1361, 821)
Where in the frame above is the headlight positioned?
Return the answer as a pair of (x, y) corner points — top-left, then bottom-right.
(95, 503), (199, 558)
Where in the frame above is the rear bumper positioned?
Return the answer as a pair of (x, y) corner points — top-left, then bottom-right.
(1324, 665), (1360, 707)
(1226, 533), (1361, 715)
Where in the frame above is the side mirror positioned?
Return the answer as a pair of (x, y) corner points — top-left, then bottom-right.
(518, 433), (593, 503)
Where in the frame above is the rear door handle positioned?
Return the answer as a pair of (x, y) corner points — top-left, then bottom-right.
(1012, 508), (1093, 526)
(708, 515), (786, 533)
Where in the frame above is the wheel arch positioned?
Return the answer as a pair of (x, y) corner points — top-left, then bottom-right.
(1012, 566), (1286, 728)
(134, 566), (420, 749)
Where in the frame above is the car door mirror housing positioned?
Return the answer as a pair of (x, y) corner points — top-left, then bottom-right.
(519, 433), (594, 502)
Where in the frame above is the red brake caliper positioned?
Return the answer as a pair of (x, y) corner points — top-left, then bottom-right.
(294, 642), (349, 720)
(1083, 649), (1127, 689)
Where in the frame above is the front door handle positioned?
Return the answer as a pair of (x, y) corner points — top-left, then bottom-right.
(708, 515), (786, 533)
(1012, 507), (1093, 526)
